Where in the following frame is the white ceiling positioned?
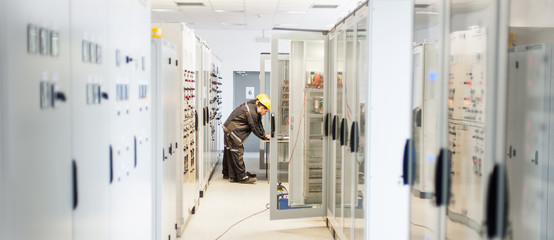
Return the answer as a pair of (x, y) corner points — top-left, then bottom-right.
(151, 0), (365, 31)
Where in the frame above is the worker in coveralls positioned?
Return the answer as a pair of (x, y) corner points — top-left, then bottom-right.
(222, 93), (271, 183)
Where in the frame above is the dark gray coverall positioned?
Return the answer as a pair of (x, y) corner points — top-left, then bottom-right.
(222, 100), (268, 180)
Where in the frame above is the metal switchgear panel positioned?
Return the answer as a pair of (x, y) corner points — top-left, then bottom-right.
(505, 44), (552, 240)
(2, 1), (72, 239)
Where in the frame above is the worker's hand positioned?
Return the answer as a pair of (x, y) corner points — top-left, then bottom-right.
(265, 134), (271, 140)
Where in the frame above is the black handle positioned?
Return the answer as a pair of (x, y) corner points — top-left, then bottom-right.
(332, 115), (338, 140)
(270, 113), (275, 138)
(109, 145), (113, 184)
(134, 137), (137, 168)
(350, 122), (359, 153)
(402, 139), (414, 185)
(434, 148), (451, 206)
(169, 144), (173, 155)
(414, 107), (422, 127)
(56, 92), (67, 102)
(195, 110), (198, 131)
(72, 160), (78, 210)
(485, 164), (508, 238)
(340, 118), (347, 146)
(324, 113), (330, 137)
(203, 107), (207, 126)
(101, 92), (109, 100)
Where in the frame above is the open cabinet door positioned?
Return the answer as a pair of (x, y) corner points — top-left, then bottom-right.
(269, 29), (328, 220)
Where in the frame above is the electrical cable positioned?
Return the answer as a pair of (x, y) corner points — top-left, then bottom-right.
(288, 87), (308, 168)
(214, 203), (270, 240)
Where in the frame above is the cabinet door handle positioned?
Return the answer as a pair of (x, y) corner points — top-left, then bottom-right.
(324, 113), (330, 137)
(415, 107), (422, 127)
(332, 115), (338, 140)
(402, 139), (414, 185)
(270, 113), (275, 138)
(485, 164), (508, 238)
(340, 118), (347, 146)
(195, 110), (199, 131)
(350, 121), (359, 153)
(72, 160), (78, 210)
(109, 146), (113, 184)
(55, 91), (67, 102)
(203, 107), (207, 126)
(434, 148), (451, 206)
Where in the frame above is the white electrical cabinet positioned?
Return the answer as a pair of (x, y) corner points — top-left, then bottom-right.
(1, 0), (154, 239)
(506, 44), (553, 239)
(412, 44), (438, 198)
(150, 23), (203, 236)
(197, 42), (222, 196)
(107, 0), (152, 239)
(69, 0), (111, 239)
(269, 4), (371, 240)
(410, 41), (446, 240)
(1, 1), (73, 240)
(152, 38), (180, 240)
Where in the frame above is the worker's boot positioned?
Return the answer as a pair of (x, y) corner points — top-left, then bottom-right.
(239, 176), (257, 184)
(246, 172), (256, 178)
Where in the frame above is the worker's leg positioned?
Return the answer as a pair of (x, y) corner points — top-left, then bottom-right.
(228, 144), (246, 180)
(222, 147), (230, 178)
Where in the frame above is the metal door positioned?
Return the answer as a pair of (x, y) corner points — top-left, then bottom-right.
(2, 0), (72, 239)
(269, 29), (328, 219)
(70, 0), (111, 239)
(446, 0), (509, 238)
(408, 1), (449, 238)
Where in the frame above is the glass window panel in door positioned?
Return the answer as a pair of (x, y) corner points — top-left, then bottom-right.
(355, 12), (368, 240)
(327, 33), (338, 218)
(269, 32), (327, 219)
(410, 1), (447, 239)
(447, 0), (506, 238)
(343, 16), (357, 240)
(335, 29), (346, 231)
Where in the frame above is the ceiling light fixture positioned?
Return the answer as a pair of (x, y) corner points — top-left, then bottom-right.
(152, 8), (181, 12)
(214, 9), (245, 13)
(311, 4), (339, 9)
(176, 2), (205, 6)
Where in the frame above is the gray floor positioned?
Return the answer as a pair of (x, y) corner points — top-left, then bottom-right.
(181, 152), (333, 240)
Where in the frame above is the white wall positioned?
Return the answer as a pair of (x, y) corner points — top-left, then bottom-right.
(193, 29), (271, 123)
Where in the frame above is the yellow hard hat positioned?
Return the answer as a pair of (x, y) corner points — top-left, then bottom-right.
(256, 93), (271, 110)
